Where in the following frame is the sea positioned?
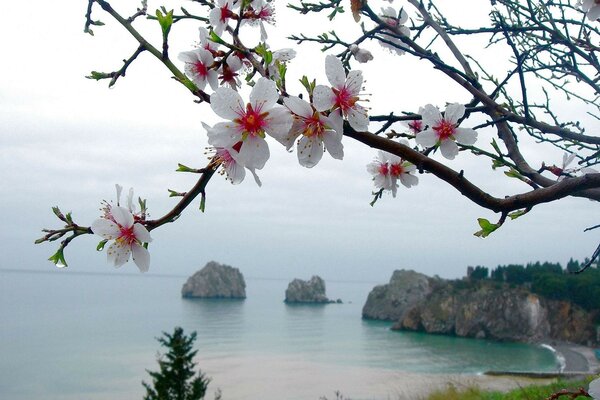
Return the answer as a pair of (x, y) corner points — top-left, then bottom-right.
(0, 269), (560, 400)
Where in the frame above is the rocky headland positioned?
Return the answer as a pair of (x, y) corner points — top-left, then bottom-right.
(363, 270), (598, 345)
(284, 275), (340, 304)
(181, 261), (246, 299)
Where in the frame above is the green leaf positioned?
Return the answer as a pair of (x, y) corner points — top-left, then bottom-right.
(168, 189), (184, 197)
(48, 248), (68, 268)
(96, 239), (108, 251)
(504, 168), (525, 181)
(473, 218), (499, 238)
(508, 209), (528, 220)
(490, 138), (501, 155)
(176, 163), (193, 172)
(155, 9), (173, 37)
(209, 31), (227, 45)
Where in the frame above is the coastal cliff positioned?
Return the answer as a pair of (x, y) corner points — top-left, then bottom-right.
(363, 270), (597, 345)
(181, 261), (246, 299)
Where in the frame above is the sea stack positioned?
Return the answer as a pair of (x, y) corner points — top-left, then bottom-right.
(181, 261), (246, 299)
(284, 275), (339, 303)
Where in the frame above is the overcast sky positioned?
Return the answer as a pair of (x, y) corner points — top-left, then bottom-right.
(0, 1), (597, 284)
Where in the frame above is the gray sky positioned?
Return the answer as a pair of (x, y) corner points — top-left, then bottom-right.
(1, 1), (597, 283)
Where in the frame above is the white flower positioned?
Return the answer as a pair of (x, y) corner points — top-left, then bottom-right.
(367, 148), (418, 197)
(207, 77), (293, 169)
(218, 55), (244, 90)
(178, 48), (218, 91)
(313, 55), (369, 132)
(198, 27), (220, 53)
(91, 204), (152, 273)
(378, 7), (410, 55)
(415, 103), (477, 160)
(267, 48), (297, 80)
(209, 0), (238, 35)
(581, 0), (600, 21)
(282, 96), (344, 168)
(349, 44), (374, 63)
(247, 0), (276, 41)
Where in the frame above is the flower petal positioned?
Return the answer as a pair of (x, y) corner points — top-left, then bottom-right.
(131, 243), (150, 273)
(250, 77), (278, 112)
(211, 87), (245, 120)
(324, 55), (346, 88)
(297, 136), (324, 168)
(322, 130), (344, 160)
(313, 85), (336, 112)
(345, 70), (363, 96)
(454, 127), (478, 145)
(237, 135), (270, 169)
(106, 241), (130, 268)
(111, 206), (134, 228)
(283, 96), (312, 118)
(264, 106), (293, 139)
(439, 139), (459, 160)
(399, 173), (418, 188)
(347, 104), (369, 131)
(225, 160), (246, 184)
(444, 103), (465, 125)
(415, 129), (438, 148)
(91, 218), (120, 240)
(420, 104), (442, 127)
(207, 121), (241, 147)
(133, 223), (152, 243)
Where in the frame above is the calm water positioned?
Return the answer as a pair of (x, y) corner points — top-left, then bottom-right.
(0, 269), (559, 400)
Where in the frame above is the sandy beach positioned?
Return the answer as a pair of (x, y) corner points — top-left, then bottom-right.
(196, 353), (567, 400)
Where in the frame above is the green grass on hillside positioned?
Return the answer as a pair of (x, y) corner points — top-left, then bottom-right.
(425, 378), (593, 400)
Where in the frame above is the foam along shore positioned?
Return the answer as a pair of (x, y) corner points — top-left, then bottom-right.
(485, 343), (600, 379)
(197, 353), (559, 400)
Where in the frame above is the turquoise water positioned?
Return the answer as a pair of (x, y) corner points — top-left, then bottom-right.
(0, 269), (559, 399)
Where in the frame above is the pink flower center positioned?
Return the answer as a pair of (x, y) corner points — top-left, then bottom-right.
(236, 104), (268, 136)
(220, 6), (233, 23)
(302, 113), (326, 137)
(194, 61), (208, 77)
(408, 120), (423, 134)
(333, 86), (358, 112)
(389, 163), (404, 177)
(119, 225), (137, 245)
(433, 119), (456, 140)
(378, 163), (389, 175)
(219, 65), (239, 85)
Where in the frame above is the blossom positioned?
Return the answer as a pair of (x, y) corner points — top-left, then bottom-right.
(282, 96), (344, 168)
(207, 77), (293, 169)
(178, 48), (218, 91)
(209, 0), (238, 35)
(246, 0), (276, 41)
(349, 44), (374, 63)
(203, 124), (262, 186)
(313, 55), (369, 132)
(580, 0), (600, 21)
(91, 187), (152, 272)
(378, 7), (410, 56)
(267, 48), (297, 80)
(367, 148), (418, 197)
(415, 103), (477, 160)
(218, 55), (244, 90)
(198, 27), (220, 54)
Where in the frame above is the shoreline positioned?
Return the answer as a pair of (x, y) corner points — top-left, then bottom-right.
(484, 341), (600, 380)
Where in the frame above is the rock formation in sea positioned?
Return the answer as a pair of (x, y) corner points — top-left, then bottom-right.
(284, 275), (339, 303)
(361, 269), (440, 321)
(363, 271), (597, 345)
(181, 261), (246, 299)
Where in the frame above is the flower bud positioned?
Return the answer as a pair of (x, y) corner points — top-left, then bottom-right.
(349, 44), (374, 63)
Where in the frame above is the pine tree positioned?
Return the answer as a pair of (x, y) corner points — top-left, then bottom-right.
(142, 327), (210, 400)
